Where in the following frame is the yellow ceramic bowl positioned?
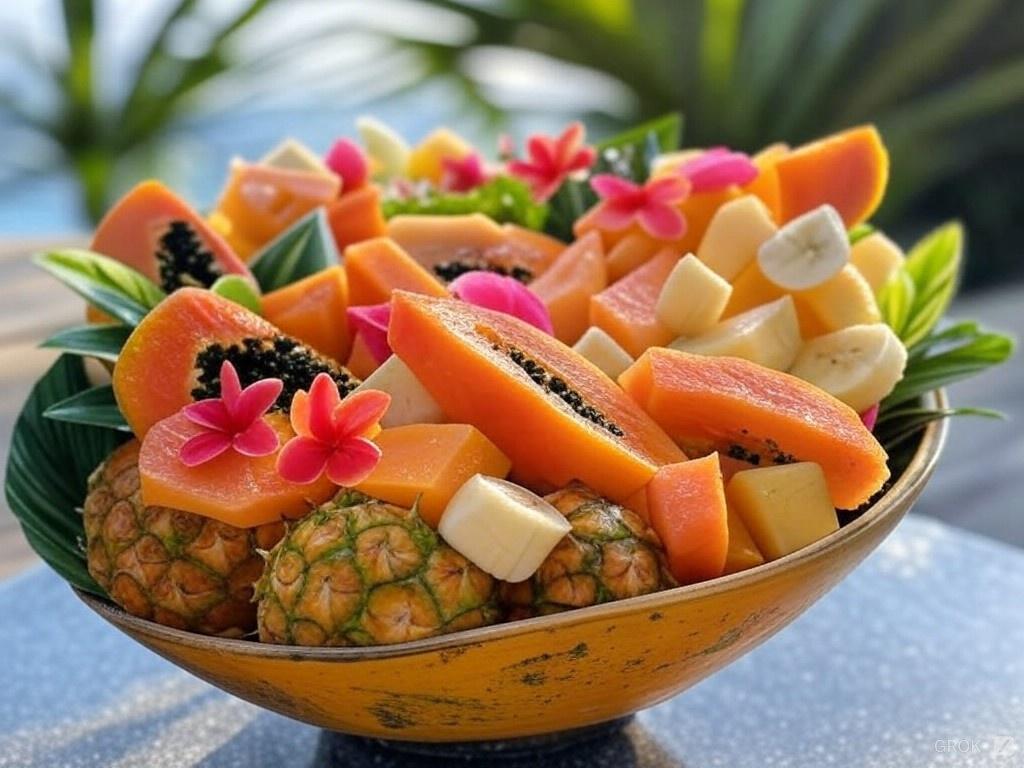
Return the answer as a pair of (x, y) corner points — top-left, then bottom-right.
(77, 409), (946, 743)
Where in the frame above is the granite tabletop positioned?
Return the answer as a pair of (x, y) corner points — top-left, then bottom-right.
(1, 514), (1022, 768)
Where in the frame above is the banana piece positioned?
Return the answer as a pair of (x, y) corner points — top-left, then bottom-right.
(671, 295), (802, 371)
(573, 326), (635, 380)
(260, 138), (333, 178)
(850, 232), (905, 293)
(356, 116), (410, 179)
(698, 195), (778, 281)
(438, 475), (571, 583)
(757, 205), (849, 290)
(353, 355), (446, 428)
(655, 254), (733, 336)
(788, 323), (907, 413)
(795, 264), (880, 334)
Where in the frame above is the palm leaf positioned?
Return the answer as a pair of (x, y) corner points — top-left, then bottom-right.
(44, 385), (131, 432)
(248, 210), (340, 292)
(41, 324), (132, 362)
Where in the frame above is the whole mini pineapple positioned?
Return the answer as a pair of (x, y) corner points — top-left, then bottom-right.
(83, 440), (284, 637)
(257, 493), (499, 646)
(501, 483), (674, 618)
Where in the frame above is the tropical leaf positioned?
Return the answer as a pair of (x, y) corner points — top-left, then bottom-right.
(211, 275), (263, 314)
(44, 385), (131, 432)
(248, 210), (340, 292)
(40, 324), (131, 362)
(381, 176), (548, 229)
(5, 355), (126, 595)
(595, 112), (683, 154)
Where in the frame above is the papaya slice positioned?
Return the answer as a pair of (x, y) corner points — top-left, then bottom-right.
(355, 423), (512, 528)
(528, 232), (607, 345)
(344, 237), (447, 306)
(140, 411), (335, 527)
(743, 143), (788, 223)
(388, 292), (685, 503)
(91, 180), (252, 294)
(345, 334), (380, 380)
(261, 266), (352, 363)
(213, 161), (341, 260)
(774, 125), (888, 227)
(387, 214), (561, 282)
(619, 347), (889, 509)
(646, 454), (729, 584)
(326, 184), (388, 252)
(606, 231), (662, 283)
(114, 288), (358, 438)
(589, 248), (677, 357)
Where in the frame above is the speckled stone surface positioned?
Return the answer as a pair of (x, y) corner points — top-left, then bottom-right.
(1, 514), (1022, 767)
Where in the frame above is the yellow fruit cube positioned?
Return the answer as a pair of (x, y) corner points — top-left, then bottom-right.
(260, 138), (332, 178)
(794, 264), (880, 334)
(655, 253), (733, 336)
(354, 355), (446, 429)
(850, 232), (905, 293)
(723, 506), (765, 574)
(573, 326), (635, 380)
(698, 195), (778, 281)
(725, 463), (839, 561)
(406, 128), (474, 184)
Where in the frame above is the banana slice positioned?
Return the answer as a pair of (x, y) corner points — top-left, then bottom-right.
(573, 326), (634, 380)
(438, 475), (571, 583)
(788, 323), (907, 412)
(671, 295), (802, 371)
(757, 205), (849, 290)
(795, 264), (880, 335)
(850, 232), (905, 293)
(356, 116), (410, 179)
(353, 355), (446, 428)
(698, 195), (778, 281)
(655, 254), (733, 336)
(261, 138), (333, 177)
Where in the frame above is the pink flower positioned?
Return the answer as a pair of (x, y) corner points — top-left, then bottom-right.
(441, 152), (488, 192)
(325, 138), (369, 192)
(277, 374), (391, 486)
(449, 271), (554, 334)
(860, 403), (880, 432)
(347, 303), (392, 364)
(178, 361), (282, 467)
(507, 122), (596, 201)
(678, 147), (758, 193)
(589, 174), (691, 240)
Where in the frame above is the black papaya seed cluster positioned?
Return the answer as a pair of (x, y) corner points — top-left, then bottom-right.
(496, 343), (625, 437)
(156, 220), (223, 293)
(433, 260), (533, 284)
(727, 435), (797, 467)
(192, 336), (358, 412)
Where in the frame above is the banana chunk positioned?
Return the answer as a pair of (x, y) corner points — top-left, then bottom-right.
(357, 116), (410, 179)
(573, 326), (635, 380)
(655, 254), (733, 336)
(439, 475), (571, 583)
(758, 205), (849, 290)
(698, 195), (778, 281)
(354, 355), (446, 428)
(789, 323), (907, 412)
(261, 138), (333, 177)
(850, 232), (905, 293)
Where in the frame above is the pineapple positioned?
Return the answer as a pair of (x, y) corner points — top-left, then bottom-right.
(256, 493), (499, 646)
(501, 483), (675, 618)
(83, 441), (284, 637)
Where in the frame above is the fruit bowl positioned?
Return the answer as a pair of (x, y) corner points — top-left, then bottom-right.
(75, 396), (946, 743)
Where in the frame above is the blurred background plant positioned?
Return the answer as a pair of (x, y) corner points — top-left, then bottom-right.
(2, 0), (1023, 288)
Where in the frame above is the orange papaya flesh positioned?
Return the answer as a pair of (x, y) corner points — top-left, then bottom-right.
(343, 237), (447, 306)
(326, 184), (388, 252)
(743, 143), (789, 223)
(388, 291), (685, 503)
(345, 333), (381, 380)
(260, 266), (352, 363)
(528, 232), (607, 345)
(113, 288), (358, 438)
(606, 231), (662, 283)
(619, 348), (889, 510)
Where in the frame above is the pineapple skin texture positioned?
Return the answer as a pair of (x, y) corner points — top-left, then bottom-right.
(501, 484), (675, 618)
(83, 441), (285, 637)
(256, 494), (499, 646)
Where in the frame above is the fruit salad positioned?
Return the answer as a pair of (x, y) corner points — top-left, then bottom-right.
(7, 115), (1012, 646)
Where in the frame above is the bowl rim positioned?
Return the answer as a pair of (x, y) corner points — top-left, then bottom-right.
(78, 391), (949, 661)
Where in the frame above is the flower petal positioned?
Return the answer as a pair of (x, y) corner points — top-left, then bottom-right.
(179, 431), (231, 467)
(347, 303), (392, 364)
(860, 403), (879, 432)
(182, 399), (232, 432)
(325, 437), (382, 487)
(449, 271), (554, 333)
(566, 146), (596, 173)
(307, 373), (342, 444)
(232, 417), (281, 457)
(645, 175), (692, 204)
(554, 122), (585, 166)
(332, 389), (392, 440)
(590, 174), (639, 200)
(325, 137), (369, 191)
(526, 135), (555, 169)
(233, 378), (283, 429)
(276, 436), (332, 485)
(290, 389), (311, 437)
(638, 203), (687, 241)
(591, 200), (639, 232)
(218, 361), (242, 412)
(441, 152), (488, 193)
(681, 149), (758, 193)
(506, 160), (548, 184)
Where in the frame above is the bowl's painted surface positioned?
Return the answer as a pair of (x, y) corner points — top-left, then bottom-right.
(78, 405), (946, 742)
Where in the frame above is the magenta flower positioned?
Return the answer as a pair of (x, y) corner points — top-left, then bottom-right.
(449, 271), (554, 334)
(325, 138), (369, 192)
(678, 147), (758, 193)
(347, 303), (393, 364)
(178, 361), (283, 467)
(441, 152), (488, 192)
(589, 174), (692, 240)
(860, 403), (880, 432)
(507, 122), (596, 201)
(277, 374), (390, 486)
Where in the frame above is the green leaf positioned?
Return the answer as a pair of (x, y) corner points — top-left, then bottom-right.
(878, 269), (915, 337)
(248, 209), (340, 292)
(900, 222), (962, 346)
(596, 112), (683, 154)
(381, 176), (548, 230)
(211, 275), (262, 314)
(44, 385), (131, 432)
(5, 355), (127, 596)
(34, 249), (166, 326)
(543, 178), (593, 243)
(876, 406), (1002, 453)
(848, 223), (875, 245)
(40, 324), (132, 362)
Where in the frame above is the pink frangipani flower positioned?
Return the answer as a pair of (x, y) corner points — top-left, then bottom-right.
(449, 271), (554, 334)
(589, 174), (692, 240)
(679, 147), (758, 193)
(179, 361), (282, 467)
(507, 122), (596, 201)
(325, 138), (369, 192)
(347, 303), (393, 364)
(277, 374), (391, 486)
(441, 152), (488, 192)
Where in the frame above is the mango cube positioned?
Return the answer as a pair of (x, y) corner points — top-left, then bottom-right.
(723, 507), (765, 574)
(573, 326), (635, 380)
(655, 254), (733, 337)
(354, 355), (446, 429)
(698, 195), (778, 281)
(725, 463), (839, 560)
(406, 128), (473, 184)
(850, 232), (905, 293)
(794, 264), (880, 334)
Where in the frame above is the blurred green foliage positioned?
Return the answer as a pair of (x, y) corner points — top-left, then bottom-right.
(2, 0), (1022, 288)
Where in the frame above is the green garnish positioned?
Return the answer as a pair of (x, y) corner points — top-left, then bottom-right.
(382, 176), (548, 231)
